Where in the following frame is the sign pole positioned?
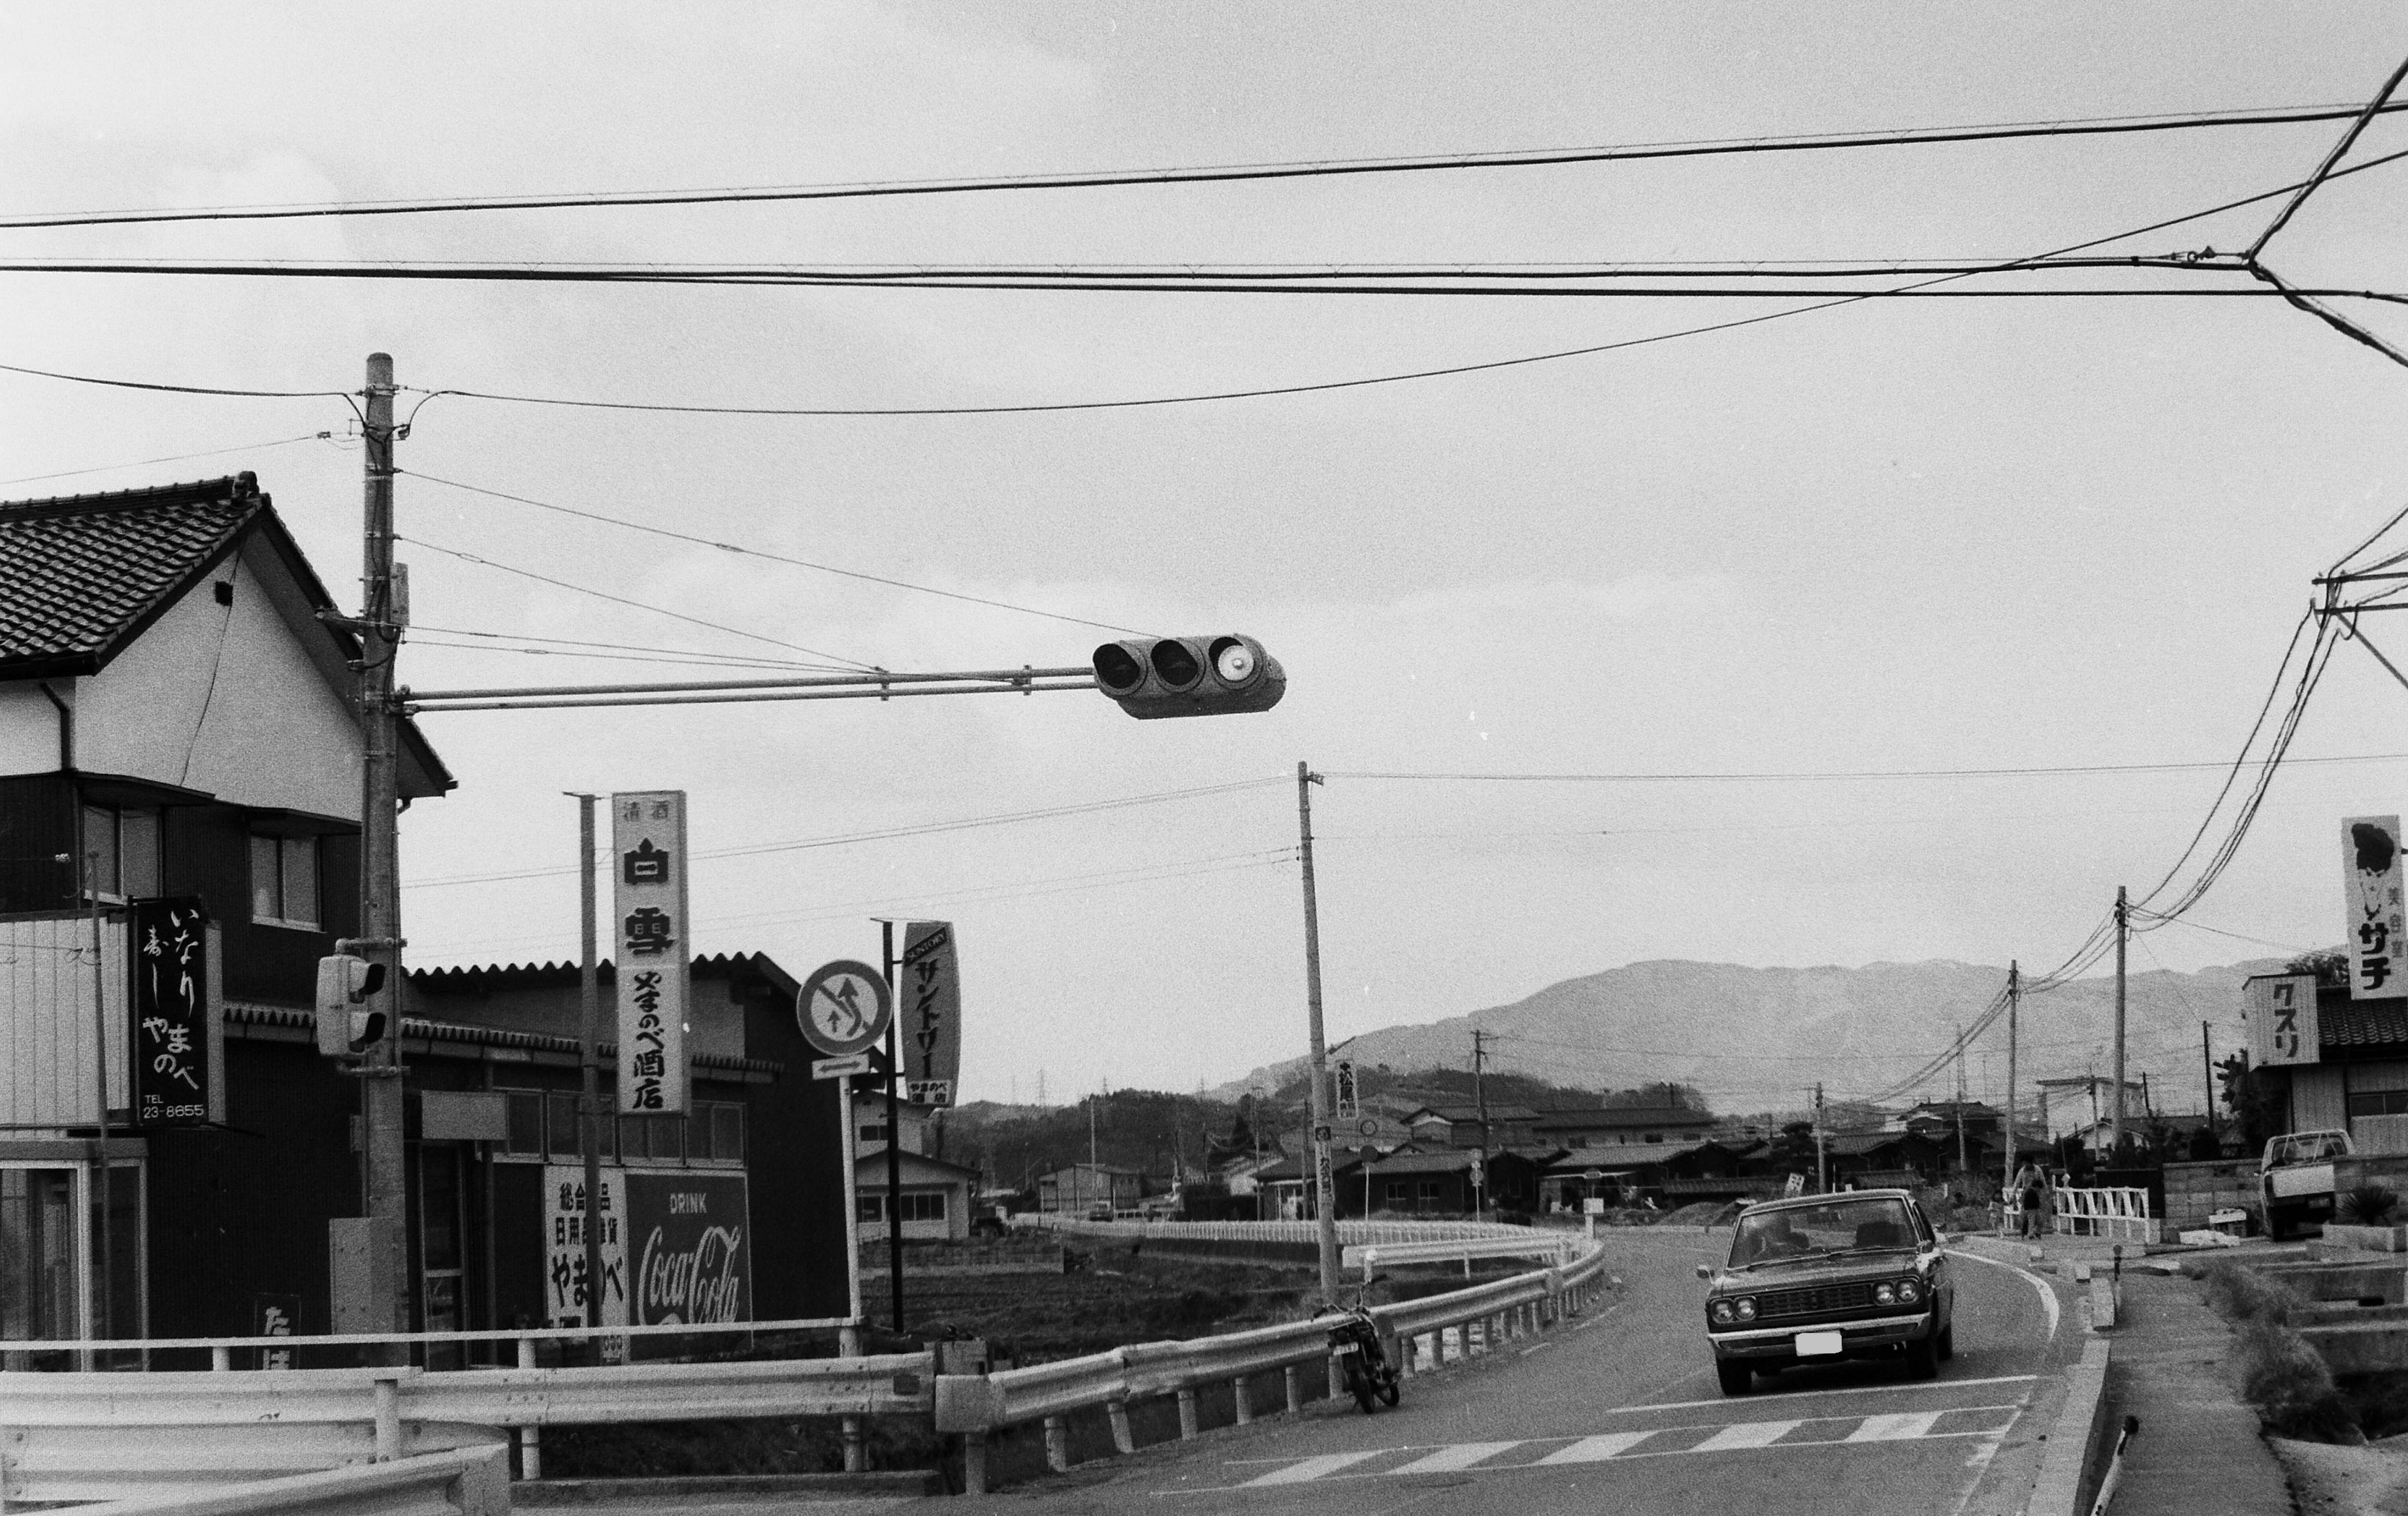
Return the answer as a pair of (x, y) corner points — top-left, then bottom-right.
(883, 922), (904, 1334)
(577, 794), (604, 1357)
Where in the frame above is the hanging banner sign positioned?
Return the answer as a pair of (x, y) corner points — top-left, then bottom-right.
(2346, 816), (2408, 1000)
(900, 921), (962, 1106)
(2246, 974), (2321, 1068)
(542, 1164), (628, 1336)
(626, 1170), (750, 1329)
(131, 897), (212, 1126)
(613, 791), (691, 1112)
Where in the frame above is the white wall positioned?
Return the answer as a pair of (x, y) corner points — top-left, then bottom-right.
(74, 539), (362, 821)
(0, 915), (128, 1125)
(0, 682), (67, 775)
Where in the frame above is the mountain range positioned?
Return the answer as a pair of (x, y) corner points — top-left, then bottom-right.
(1213, 956), (2288, 1120)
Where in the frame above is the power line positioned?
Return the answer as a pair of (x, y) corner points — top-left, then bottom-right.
(403, 775), (1287, 890)
(9, 100), (2398, 231)
(1325, 749), (2408, 784)
(2246, 55), (2408, 259)
(393, 534), (879, 672)
(410, 624), (836, 670)
(0, 357), (357, 404)
(0, 431), (334, 489)
(405, 470), (1149, 637)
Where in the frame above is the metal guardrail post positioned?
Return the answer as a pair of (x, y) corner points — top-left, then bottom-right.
(515, 1335), (540, 1481)
(1043, 1415), (1068, 1473)
(1177, 1388), (1199, 1440)
(1325, 1351), (1342, 1400)
(1107, 1399), (1134, 1455)
(841, 1416), (864, 1472)
(371, 1376), (402, 1462)
(210, 1347), (231, 1372)
(1283, 1364), (1302, 1415)
(1233, 1374), (1252, 1424)
(962, 1430), (987, 1496)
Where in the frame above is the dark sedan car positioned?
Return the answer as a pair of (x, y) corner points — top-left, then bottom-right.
(1695, 1189), (1955, 1395)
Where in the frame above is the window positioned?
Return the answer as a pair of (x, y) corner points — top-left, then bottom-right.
(898, 1192), (945, 1222)
(80, 805), (161, 899)
(860, 1123), (890, 1144)
(503, 1091), (544, 1155)
(706, 1104), (744, 1164)
(545, 1093), (582, 1158)
(621, 1114), (680, 1163)
(858, 1195), (884, 1223)
(2349, 1090), (2408, 1118)
(248, 833), (319, 927)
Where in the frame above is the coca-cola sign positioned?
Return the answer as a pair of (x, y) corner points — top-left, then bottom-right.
(624, 1171), (751, 1327)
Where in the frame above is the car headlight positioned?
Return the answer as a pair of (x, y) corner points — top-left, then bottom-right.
(1711, 1300), (1735, 1325)
(1874, 1283), (1896, 1304)
(1734, 1297), (1757, 1321)
(1896, 1278), (1922, 1304)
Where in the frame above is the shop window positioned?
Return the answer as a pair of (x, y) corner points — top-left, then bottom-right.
(621, 1114), (683, 1164)
(248, 833), (320, 928)
(502, 1091), (544, 1155)
(699, 1103), (745, 1164)
(80, 805), (161, 900)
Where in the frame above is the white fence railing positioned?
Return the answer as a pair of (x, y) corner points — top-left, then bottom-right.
(1017, 1215), (1540, 1244)
(0, 1354), (931, 1506)
(1342, 1234), (1577, 1279)
(936, 1238), (1612, 1493)
(69, 1446), (510, 1516)
(2054, 1187), (2160, 1245)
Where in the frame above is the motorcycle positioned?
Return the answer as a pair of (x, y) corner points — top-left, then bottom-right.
(1318, 1292), (1401, 1413)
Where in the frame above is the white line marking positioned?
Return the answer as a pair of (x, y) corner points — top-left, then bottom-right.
(1615, 1375), (2036, 1414)
(1848, 1411), (1944, 1442)
(1949, 1247), (2060, 1340)
(1537, 1432), (1657, 1464)
(1385, 1441), (1522, 1475)
(1691, 1419), (1802, 1451)
(1241, 1451), (1388, 1486)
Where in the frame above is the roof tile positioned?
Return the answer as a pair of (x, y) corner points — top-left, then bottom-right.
(0, 476), (260, 671)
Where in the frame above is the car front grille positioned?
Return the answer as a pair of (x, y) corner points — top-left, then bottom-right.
(1756, 1282), (1877, 1319)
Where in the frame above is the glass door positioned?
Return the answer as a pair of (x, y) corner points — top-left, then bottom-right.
(1, 1167), (78, 1366)
(418, 1146), (466, 1369)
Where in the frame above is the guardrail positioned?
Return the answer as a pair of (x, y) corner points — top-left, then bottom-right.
(936, 1236), (1612, 1493)
(67, 1446), (510, 1516)
(1016, 1215), (1539, 1244)
(1343, 1234), (1577, 1280)
(0, 1353), (932, 1504)
(2055, 1187), (2160, 1245)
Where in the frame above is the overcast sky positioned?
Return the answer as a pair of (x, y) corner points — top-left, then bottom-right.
(7, 4), (2408, 1107)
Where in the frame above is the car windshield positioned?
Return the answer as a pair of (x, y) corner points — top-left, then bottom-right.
(1727, 1197), (1919, 1267)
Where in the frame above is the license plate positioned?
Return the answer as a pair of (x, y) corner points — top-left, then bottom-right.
(1334, 1341), (1359, 1355)
(1795, 1331), (1844, 1357)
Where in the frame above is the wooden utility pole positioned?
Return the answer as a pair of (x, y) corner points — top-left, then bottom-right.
(883, 922), (903, 1331)
(2202, 1021), (2217, 1140)
(2002, 962), (2020, 1211)
(1472, 1028), (1489, 1217)
(2111, 886), (2128, 1155)
(576, 795), (605, 1355)
(1296, 762), (1340, 1298)
(1814, 1082), (1828, 1193)
(1955, 1023), (1970, 1184)
(356, 352), (410, 1356)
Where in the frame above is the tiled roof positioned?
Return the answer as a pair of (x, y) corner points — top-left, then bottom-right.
(2322, 996), (2408, 1048)
(0, 476), (261, 673)
(1535, 1106), (1716, 1129)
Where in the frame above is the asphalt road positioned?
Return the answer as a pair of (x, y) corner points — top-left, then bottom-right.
(1001, 1231), (2082, 1516)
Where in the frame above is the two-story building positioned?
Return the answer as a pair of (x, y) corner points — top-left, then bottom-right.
(1532, 1104), (1719, 1150)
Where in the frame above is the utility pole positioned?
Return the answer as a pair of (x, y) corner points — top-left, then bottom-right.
(82, 830), (113, 1355)
(2111, 886), (2128, 1157)
(355, 352), (410, 1355)
(1814, 1082), (1828, 1194)
(1295, 761), (1340, 1300)
(2201, 1021), (2217, 1140)
(1955, 1023), (1970, 1185)
(2002, 962), (2020, 1213)
(1471, 1029), (1489, 1218)
(575, 796), (605, 1357)
(881, 922), (903, 1331)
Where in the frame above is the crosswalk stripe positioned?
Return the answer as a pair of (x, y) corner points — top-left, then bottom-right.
(1848, 1412), (1944, 1442)
(1536, 1431), (1657, 1464)
(1243, 1451), (1388, 1486)
(1689, 1419), (1802, 1452)
(1385, 1440), (1523, 1475)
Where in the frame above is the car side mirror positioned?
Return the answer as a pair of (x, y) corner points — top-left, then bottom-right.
(1695, 1263), (1712, 1281)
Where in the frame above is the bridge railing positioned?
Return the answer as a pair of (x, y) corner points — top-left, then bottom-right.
(1015, 1214), (1538, 1244)
(936, 1235), (1613, 1493)
(2053, 1187), (2160, 1244)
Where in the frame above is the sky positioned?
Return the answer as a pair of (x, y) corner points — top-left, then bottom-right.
(7, 4), (2408, 1108)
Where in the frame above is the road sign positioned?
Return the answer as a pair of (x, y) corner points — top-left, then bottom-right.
(1358, 1118), (1379, 1137)
(797, 960), (893, 1058)
(813, 1053), (874, 1080)
(1582, 1168), (1604, 1183)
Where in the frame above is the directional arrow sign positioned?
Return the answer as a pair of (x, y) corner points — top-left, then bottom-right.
(797, 960), (893, 1059)
(813, 1053), (875, 1081)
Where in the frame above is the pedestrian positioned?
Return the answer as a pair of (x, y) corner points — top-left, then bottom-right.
(2011, 1159), (2045, 1239)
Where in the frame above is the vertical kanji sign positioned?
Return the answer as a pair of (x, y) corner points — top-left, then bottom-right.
(2346, 815), (2408, 1001)
(614, 790), (691, 1113)
(132, 897), (213, 1126)
(2246, 973), (2320, 1068)
(900, 920), (961, 1106)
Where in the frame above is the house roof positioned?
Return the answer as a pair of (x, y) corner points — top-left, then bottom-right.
(0, 473), (453, 798)
(855, 1142), (981, 1180)
(1408, 1105), (1543, 1125)
(1534, 1106), (1716, 1131)
(1340, 1148), (1484, 1176)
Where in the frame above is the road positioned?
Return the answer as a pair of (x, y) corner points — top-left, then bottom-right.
(1002, 1231), (2081, 1516)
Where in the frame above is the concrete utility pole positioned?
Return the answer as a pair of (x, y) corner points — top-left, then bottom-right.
(1955, 1024), (1970, 1184)
(1295, 761), (1341, 1300)
(1814, 1082), (1828, 1193)
(2112, 886), (2128, 1157)
(1471, 1028), (1489, 1218)
(2002, 962), (2020, 1210)
(356, 352), (410, 1354)
(2202, 1021), (2217, 1140)
(882, 922), (903, 1331)
(575, 795), (604, 1354)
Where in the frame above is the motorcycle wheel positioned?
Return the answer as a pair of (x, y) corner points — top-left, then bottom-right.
(1377, 1370), (1401, 1407)
(1348, 1364), (1377, 1413)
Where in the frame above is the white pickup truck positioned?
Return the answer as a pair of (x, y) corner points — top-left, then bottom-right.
(2261, 1129), (2354, 1239)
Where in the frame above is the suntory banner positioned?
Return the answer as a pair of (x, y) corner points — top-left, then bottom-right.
(901, 921), (962, 1106)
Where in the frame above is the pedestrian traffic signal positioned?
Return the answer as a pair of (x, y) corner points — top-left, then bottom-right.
(1092, 635), (1286, 718)
(314, 954), (388, 1056)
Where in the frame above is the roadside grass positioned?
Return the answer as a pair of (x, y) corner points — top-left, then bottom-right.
(2197, 1260), (2362, 1442)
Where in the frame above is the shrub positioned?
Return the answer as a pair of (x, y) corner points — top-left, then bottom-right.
(2340, 1184), (2401, 1227)
(2234, 1320), (2360, 1442)
(2199, 1259), (2302, 1327)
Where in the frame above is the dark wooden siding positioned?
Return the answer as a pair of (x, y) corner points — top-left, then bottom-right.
(0, 771), (75, 912)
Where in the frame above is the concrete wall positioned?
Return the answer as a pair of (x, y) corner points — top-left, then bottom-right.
(2163, 1159), (2258, 1232)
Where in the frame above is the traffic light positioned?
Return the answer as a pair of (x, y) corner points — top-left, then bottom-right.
(1092, 636), (1285, 718)
(314, 954), (389, 1056)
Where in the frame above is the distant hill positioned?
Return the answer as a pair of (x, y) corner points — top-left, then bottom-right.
(1212, 956), (2283, 1116)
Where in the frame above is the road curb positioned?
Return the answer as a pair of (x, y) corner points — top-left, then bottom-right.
(515, 1470), (945, 1504)
(2025, 1337), (2112, 1516)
